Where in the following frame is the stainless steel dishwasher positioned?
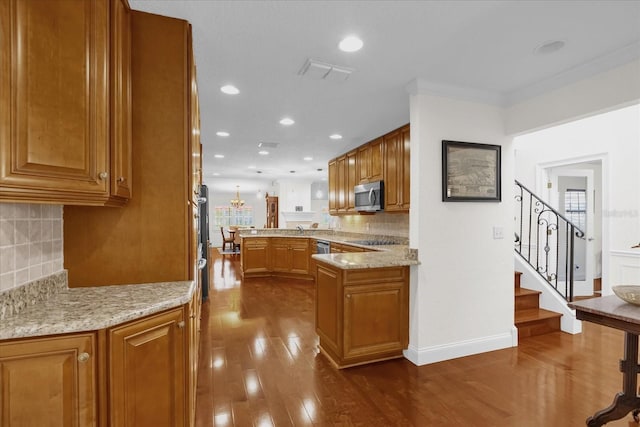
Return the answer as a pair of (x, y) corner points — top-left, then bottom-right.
(316, 240), (330, 254)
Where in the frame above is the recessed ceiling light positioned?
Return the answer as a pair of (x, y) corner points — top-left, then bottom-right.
(339, 36), (363, 52)
(533, 39), (566, 55)
(214, 154), (225, 159)
(256, 170), (263, 174)
(279, 117), (295, 126)
(258, 150), (269, 155)
(216, 131), (230, 137)
(290, 170), (296, 173)
(316, 168), (323, 172)
(248, 165), (256, 169)
(212, 172), (220, 176)
(329, 134), (343, 140)
(303, 156), (313, 161)
(220, 84), (239, 95)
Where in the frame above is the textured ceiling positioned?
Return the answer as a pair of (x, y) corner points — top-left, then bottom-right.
(128, 0), (640, 192)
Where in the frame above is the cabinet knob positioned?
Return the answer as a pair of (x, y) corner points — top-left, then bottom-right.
(117, 176), (126, 183)
(78, 352), (90, 363)
(177, 320), (186, 329)
(98, 172), (108, 180)
(346, 294), (351, 299)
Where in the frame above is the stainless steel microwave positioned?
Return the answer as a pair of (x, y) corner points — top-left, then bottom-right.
(354, 181), (384, 212)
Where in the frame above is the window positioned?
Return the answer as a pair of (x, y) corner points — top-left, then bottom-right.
(213, 206), (253, 228)
(564, 189), (586, 231)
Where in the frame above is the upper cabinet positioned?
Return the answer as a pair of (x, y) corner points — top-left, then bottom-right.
(0, 0), (132, 206)
(328, 124), (410, 215)
(383, 124), (410, 212)
(357, 137), (384, 184)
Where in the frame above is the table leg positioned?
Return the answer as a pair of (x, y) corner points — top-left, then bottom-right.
(587, 332), (640, 426)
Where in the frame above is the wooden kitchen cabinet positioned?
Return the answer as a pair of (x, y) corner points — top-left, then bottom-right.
(328, 159), (338, 214)
(266, 196), (279, 228)
(0, 0), (133, 206)
(346, 150), (358, 212)
(357, 137), (384, 184)
(241, 237), (270, 276)
(271, 237), (310, 275)
(0, 333), (97, 427)
(109, 0), (133, 203)
(315, 263), (409, 368)
(109, 307), (186, 427)
(64, 11), (199, 287)
(383, 124), (410, 211)
(242, 237), (313, 280)
(336, 155), (347, 212)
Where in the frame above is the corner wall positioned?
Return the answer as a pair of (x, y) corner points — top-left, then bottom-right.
(406, 90), (516, 365)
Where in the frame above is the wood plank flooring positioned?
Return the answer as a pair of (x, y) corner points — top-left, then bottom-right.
(196, 251), (639, 427)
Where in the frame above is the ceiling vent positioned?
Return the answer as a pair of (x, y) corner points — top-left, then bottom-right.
(299, 58), (353, 82)
(258, 142), (279, 149)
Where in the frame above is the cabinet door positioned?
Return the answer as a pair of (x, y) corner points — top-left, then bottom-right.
(401, 125), (411, 209)
(290, 239), (310, 274)
(343, 282), (408, 359)
(346, 150), (357, 211)
(357, 145), (369, 184)
(369, 138), (384, 181)
(328, 159), (338, 214)
(316, 265), (341, 357)
(336, 155), (347, 212)
(110, 0), (132, 201)
(0, 333), (97, 427)
(242, 238), (270, 274)
(0, 0), (110, 202)
(109, 308), (186, 427)
(270, 239), (291, 272)
(383, 131), (401, 210)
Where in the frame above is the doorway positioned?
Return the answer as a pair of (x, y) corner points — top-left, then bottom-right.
(543, 163), (602, 297)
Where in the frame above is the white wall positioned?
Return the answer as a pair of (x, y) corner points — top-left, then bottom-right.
(277, 179), (313, 227)
(406, 89), (516, 365)
(514, 103), (640, 292)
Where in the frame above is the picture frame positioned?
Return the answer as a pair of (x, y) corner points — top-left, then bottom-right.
(442, 140), (501, 202)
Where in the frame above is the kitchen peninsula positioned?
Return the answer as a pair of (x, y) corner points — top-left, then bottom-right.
(240, 230), (418, 368)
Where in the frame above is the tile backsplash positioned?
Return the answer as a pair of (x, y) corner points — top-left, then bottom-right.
(333, 212), (409, 238)
(0, 203), (64, 292)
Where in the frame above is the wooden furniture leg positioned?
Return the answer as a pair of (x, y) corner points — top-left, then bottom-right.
(587, 332), (640, 426)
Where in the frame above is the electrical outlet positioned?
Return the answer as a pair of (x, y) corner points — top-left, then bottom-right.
(493, 226), (504, 240)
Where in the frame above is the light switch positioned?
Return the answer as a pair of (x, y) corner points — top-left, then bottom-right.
(493, 226), (504, 240)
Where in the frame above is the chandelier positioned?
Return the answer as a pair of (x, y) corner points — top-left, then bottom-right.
(230, 185), (245, 208)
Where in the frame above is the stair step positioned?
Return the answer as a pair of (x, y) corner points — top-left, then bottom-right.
(515, 287), (541, 310)
(515, 308), (562, 339)
(514, 271), (522, 289)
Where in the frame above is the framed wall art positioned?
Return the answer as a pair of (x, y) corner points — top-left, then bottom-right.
(442, 140), (501, 202)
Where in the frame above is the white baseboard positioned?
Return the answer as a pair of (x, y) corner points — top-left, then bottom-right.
(403, 328), (518, 366)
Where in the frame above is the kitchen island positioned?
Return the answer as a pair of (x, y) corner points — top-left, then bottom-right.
(239, 230), (419, 368)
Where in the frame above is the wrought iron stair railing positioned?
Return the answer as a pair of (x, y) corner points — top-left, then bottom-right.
(515, 180), (585, 302)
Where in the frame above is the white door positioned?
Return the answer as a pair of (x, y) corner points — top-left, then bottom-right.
(546, 168), (595, 297)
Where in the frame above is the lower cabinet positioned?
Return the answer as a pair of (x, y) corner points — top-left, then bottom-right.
(241, 237), (312, 280)
(0, 304), (197, 427)
(241, 237), (270, 276)
(109, 308), (186, 427)
(315, 263), (409, 368)
(0, 333), (97, 427)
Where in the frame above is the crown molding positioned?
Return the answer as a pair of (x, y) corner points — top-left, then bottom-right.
(405, 78), (504, 107)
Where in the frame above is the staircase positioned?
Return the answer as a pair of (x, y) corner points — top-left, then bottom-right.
(514, 271), (562, 339)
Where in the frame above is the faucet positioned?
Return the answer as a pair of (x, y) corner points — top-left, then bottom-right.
(297, 225), (304, 234)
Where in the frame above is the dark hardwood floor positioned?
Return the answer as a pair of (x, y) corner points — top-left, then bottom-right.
(195, 251), (639, 427)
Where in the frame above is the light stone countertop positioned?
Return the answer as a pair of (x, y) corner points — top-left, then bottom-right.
(311, 250), (419, 269)
(0, 280), (195, 340)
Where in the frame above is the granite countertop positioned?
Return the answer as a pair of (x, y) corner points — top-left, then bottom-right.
(311, 251), (419, 269)
(239, 230), (419, 269)
(0, 280), (195, 340)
